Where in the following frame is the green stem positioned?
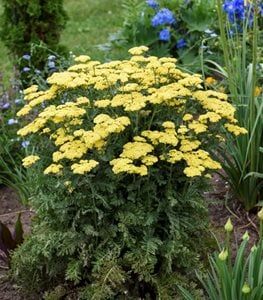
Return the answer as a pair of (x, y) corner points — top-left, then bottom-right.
(216, 0), (236, 97)
(260, 220), (262, 242)
(249, 0), (258, 173)
(226, 231), (232, 268)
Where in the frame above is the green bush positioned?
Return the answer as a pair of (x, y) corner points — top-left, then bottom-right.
(11, 46), (246, 298)
(0, 0), (68, 86)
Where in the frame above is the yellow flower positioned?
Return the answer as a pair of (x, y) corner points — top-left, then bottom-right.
(23, 84), (38, 95)
(205, 77), (217, 85)
(188, 121), (207, 134)
(94, 99), (111, 108)
(184, 166), (202, 177)
(44, 163), (63, 175)
(257, 207), (263, 221)
(74, 55), (91, 63)
(120, 141), (154, 160)
(110, 158), (148, 176)
(22, 155), (40, 168)
(162, 121), (175, 129)
(224, 124), (247, 136)
(182, 114), (193, 121)
(71, 159), (99, 174)
(16, 104), (32, 117)
(76, 96), (90, 106)
(198, 112), (221, 123)
(254, 86), (261, 97)
(141, 155), (158, 166)
(160, 149), (183, 164)
(128, 46), (149, 56)
(180, 139), (201, 152)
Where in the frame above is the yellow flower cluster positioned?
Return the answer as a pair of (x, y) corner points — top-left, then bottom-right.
(22, 155), (40, 168)
(17, 46), (247, 178)
(71, 159), (99, 174)
(110, 138), (158, 176)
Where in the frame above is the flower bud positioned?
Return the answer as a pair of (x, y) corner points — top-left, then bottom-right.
(251, 244), (257, 252)
(224, 218), (233, 232)
(242, 282), (251, 294)
(242, 230), (250, 241)
(258, 208), (263, 221)
(218, 249), (228, 261)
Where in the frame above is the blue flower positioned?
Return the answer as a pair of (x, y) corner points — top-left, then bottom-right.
(48, 55), (56, 60)
(177, 38), (186, 49)
(152, 8), (175, 27)
(8, 118), (18, 125)
(14, 99), (22, 104)
(21, 141), (30, 148)
(146, 0), (159, 8)
(222, 0), (260, 26)
(2, 102), (10, 109)
(35, 69), (42, 74)
(22, 54), (31, 60)
(159, 29), (171, 41)
(22, 67), (31, 72)
(48, 61), (55, 69)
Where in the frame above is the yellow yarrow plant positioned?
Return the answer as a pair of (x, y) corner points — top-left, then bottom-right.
(17, 46), (246, 179)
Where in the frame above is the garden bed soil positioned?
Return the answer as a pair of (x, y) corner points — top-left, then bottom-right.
(0, 176), (260, 299)
(0, 186), (33, 300)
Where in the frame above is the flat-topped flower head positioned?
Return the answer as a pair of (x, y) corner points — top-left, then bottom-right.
(128, 46), (149, 56)
(16, 47), (246, 178)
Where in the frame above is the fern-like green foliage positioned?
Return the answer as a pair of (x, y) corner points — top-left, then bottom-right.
(121, 0), (155, 45)
(11, 166), (209, 299)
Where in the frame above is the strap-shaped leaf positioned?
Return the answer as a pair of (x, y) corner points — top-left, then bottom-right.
(13, 213), (24, 245)
(0, 221), (16, 255)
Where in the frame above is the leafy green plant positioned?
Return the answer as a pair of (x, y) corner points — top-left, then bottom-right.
(111, 0), (218, 72)
(179, 210), (263, 300)
(213, 0), (263, 210)
(0, 214), (24, 266)
(18, 46), (74, 88)
(11, 46), (245, 298)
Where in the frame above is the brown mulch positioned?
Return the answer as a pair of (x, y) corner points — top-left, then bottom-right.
(0, 175), (260, 299)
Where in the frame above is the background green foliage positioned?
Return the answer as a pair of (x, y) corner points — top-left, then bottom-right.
(0, 0), (68, 88)
(0, 0), (68, 59)
(110, 0), (218, 72)
(0, 0), (127, 87)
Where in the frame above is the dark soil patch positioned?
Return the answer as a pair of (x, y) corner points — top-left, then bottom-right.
(0, 186), (34, 300)
(0, 175), (260, 299)
(206, 173), (259, 254)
